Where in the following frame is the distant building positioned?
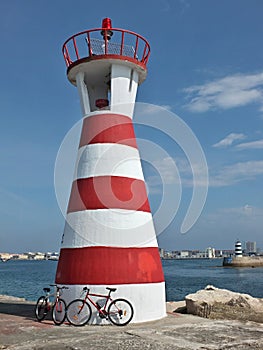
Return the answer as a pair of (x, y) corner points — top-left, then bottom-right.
(245, 241), (257, 254)
(159, 248), (165, 259)
(12, 254), (28, 260)
(0, 253), (12, 262)
(195, 251), (207, 258)
(206, 247), (215, 258)
(158, 247), (237, 260)
(34, 253), (45, 260)
(180, 251), (189, 258)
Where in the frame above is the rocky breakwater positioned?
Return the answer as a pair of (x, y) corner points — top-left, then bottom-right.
(185, 285), (263, 323)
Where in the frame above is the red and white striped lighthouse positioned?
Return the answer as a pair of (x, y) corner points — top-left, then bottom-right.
(55, 18), (166, 323)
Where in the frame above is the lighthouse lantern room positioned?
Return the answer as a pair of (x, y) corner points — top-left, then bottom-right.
(55, 18), (166, 323)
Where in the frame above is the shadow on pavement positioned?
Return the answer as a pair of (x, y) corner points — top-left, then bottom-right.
(0, 301), (38, 320)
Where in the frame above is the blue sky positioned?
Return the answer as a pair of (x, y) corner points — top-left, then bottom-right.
(0, 0), (263, 253)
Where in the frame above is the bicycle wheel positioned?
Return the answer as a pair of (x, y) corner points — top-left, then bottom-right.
(52, 298), (67, 325)
(35, 296), (49, 322)
(66, 299), (92, 326)
(107, 298), (134, 326)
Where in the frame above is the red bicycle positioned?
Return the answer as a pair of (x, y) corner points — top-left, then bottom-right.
(66, 287), (134, 326)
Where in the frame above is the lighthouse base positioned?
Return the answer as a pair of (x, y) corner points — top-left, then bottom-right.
(60, 282), (166, 324)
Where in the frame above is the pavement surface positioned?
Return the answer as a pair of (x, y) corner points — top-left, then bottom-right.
(0, 295), (263, 350)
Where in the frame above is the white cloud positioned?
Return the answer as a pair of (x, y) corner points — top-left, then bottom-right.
(183, 72), (263, 112)
(220, 205), (255, 216)
(203, 205), (263, 228)
(146, 156), (208, 189)
(159, 104), (173, 111)
(209, 160), (263, 187)
(236, 139), (263, 150)
(213, 133), (246, 148)
(146, 157), (185, 188)
(146, 157), (263, 190)
(207, 205), (263, 227)
(137, 104), (172, 116)
(195, 205), (263, 249)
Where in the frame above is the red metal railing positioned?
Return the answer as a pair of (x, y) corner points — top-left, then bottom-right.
(62, 27), (150, 69)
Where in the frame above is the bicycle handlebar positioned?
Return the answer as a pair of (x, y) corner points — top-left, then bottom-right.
(49, 284), (69, 290)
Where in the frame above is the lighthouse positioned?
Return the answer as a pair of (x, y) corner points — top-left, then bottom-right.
(55, 18), (166, 323)
(235, 240), (243, 257)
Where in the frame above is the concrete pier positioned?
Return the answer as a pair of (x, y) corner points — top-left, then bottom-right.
(223, 256), (263, 267)
(1, 295), (263, 349)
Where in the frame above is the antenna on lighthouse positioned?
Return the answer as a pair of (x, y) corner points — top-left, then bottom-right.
(56, 18), (165, 324)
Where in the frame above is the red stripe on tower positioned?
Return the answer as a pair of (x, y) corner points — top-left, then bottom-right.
(79, 114), (138, 149)
(67, 176), (151, 213)
(56, 246), (164, 285)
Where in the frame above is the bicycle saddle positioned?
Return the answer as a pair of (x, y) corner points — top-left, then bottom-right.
(106, 287), (117, 292)
(43, 288), (50, 293)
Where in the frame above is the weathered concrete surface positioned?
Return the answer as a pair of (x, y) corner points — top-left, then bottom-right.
(0, 295), (263, 350)
(185, 285), (263, 323)
(223, 256), (263, 267)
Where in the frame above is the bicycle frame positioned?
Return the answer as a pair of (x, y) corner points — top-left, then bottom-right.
(42, 289), (54, 311)
(81, 289), (113, 315)
(54, 287), (64, 312)
(45, 285), (66, 310)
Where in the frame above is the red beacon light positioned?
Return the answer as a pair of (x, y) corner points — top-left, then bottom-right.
(101, 17), (113, 41)
(102, 17), (112, 29)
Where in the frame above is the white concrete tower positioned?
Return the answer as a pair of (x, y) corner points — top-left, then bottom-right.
(55, 18), (166, 323)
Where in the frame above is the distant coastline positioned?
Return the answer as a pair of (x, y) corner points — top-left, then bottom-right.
(0, 252), (59, 261)
(162, 257), (222, 261)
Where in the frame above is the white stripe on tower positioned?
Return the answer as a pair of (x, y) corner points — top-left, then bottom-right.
(63, 210), (158, 248)
(74, 143), (145, 181)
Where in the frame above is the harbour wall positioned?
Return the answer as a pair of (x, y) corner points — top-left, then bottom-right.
(223, 256), (263, 267)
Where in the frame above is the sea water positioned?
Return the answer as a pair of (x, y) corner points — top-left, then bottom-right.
(163, 258), (263, 301)
(0, 259), (263, 302)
